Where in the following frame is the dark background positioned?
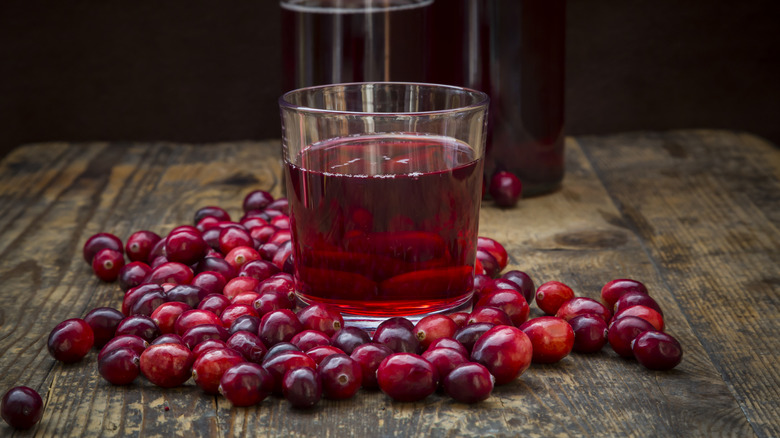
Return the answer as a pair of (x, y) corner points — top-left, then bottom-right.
(1, 0), (778, 158)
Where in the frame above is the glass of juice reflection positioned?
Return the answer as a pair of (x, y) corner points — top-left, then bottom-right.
(279, 83), (489, 329)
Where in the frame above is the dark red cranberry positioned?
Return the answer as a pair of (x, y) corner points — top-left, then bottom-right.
(194, 206), (231, 224)
(266, 198), (289, 214)
(500, 270), (536, 305)
(421, 346), (468, 383)
(150, 333), (185, 346)
(181, 324), (229, 350)
(258, 309), (303, 347)
(262, 351), (317, 395)
(227, 331), (267, 364)
(115, 315), (161, 343)
(373, 317), (420, 353)
(191, 271), (227, 296)
(197, 293), (231, 317)
(192, 348), (245, 394)
(166, 284), (209, 309)
(220, 304), (258, 328)
(165, 229), (208, 266)
(145, 262), (194, 285)
(376, 353), (438, 402)
(477, 237), (508, 271)
(140, 343), (195, 388)
(83, 232), (123, 264)
(330, 327), (371, 355)
(118, 261), (152, 291)
(448, 312), (470, 328)
(535, 281), (575, 315)
(253, 291), (294, 316)
(476, 250), (501, 278)
(614, 291), (663, 316)
(197, 216), (222, 233)
(219, 362), (274, 407)
(296, 304), (344, 337)
(454, 322), (495, 353)
(47, 318), (94, 363)
(195, 257), (237, 280)
(84, 307), (124, 348)
(147, 238), (167, 264)
(202, 227), (222, 252)
(129, 288), (167, 317)
(472, 274), (494, 302)
(568, 314), (609, 353)
(518, 316), (575, 364)
(470, 325), (533, 385)
(443, 362), (494, 403)
(262, 342), (302, 364)
(125, 230), (161, 263)
(601, 278), (649, 309)
(98, 334), (148, 361)
(305, 345), (346, 365)
(476, 289), (530, 326)
(219, 228), (254, 255)
(1, 386), (43, 429)
(238, 259), (279, 282)
(92, 248), (125, 282)
(255, 273), (295, 299)
(291, 330), (331, 351)
(556, 297), (612, 324)
(349, 343), (393, 390)
(468, 306), (513, 326)
(173, 309), (221, 336)
(229, 315), (261, 336)
(150, 301), (191, 334)
(243, 190), (274, 212)
(632, 331), (683, 370)
(608, 316), (656, 358)
(612, 305), (664, 331)
(192, 339), (229, 358)
(252, 226), (278, 246)
(413, 315), (458, 350)
(317, 354), (363, 400)
(223, 276), (259, 300)
(426, 337), (469, 357)
(282, 367), (321, 409)
(489, 170), (522, 207)
(98, 347), (141, 385)
(271, 240), (293, 272)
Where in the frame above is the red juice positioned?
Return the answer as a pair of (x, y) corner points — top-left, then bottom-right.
(284, 133), (483, 317)
(280, 0), (432, 92)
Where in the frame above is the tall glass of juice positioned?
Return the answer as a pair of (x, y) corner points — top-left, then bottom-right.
(279, 82), (489, 329)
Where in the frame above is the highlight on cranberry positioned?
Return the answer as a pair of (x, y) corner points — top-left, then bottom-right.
(28, 188), (684, 415)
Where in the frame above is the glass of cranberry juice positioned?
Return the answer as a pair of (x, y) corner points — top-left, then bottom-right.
(279, 83), (489, 328)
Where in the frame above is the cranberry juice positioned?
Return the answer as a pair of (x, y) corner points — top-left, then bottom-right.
(285, 134), (482, 317)
(280, 0), (432, 92)
(428, 0), (566, 195)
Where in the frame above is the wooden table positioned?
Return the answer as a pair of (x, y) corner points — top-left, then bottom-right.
(0, 130), (777, 437)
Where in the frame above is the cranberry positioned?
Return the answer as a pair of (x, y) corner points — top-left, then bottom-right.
(98, 334), (148, 361)
(256, 273), (295, 299)
(376, 353), (438, 402)
(173, 309), (222, 336)
(147, 239), (167, 264)
(489, 170), (522, 207)
(219, 362), (274, 407)
(125, 230), (161, 263)
(150, 301), (191, 334)
(115, 315), (161, 343)
(165, 229), (208, 266)
(468, 306), (513, 326)
(238, 259), (279, 282)
(220, 304), (258, 328)
(600, 278), (649, 309)
(92, 248), (125, 282)
(229, 315), (261, 336)
(254, 291), (294, 316)
(191, 271), (227, 296)
(191, 339), (228, 359)
(258, 309), (303, 347)
(476, 250), (501, 278)
(196, 257), (237, 280)
(98, 347), (141, 385)
(118, 261), (152, 291)
(231, 291), (263, 307)
(197, 293), (231, 317)
(500, 270), (536, 304)
(297, 304), (344, 337)
(477, 236), (508, 271)
(317, 354), (363, 400)
(272, 241), (294, 273)
(472, 274), (494, 300)
(266, 198), (289, 214)
(83, 232), (123, 264)
(476, 289), (530, 326)
(413, 314), (458, 350)
(614, 291), (663, 316)
(518, 316), (575, 364)
(252, 226), (278, 246)
(140, 342), (195, 387)
(223, 276), (259, 300)
(129, 288), (167, 317)
(443, 362), (494, 403)
(268, 229), (292, 246)
(192, 348), (245, 394)
(608, 316), (656, 358)
(218, 228), (253, 255)
(146, 262), (194, 285)
(349, 343), (393, 390)
(1, 386), (43, 429)
(454, 322), (495, 353)
(151, 333), (185, 346)
(291, 330), (331, 351)
(305, 345), (346, 365)
(262, 351), (317, 395)
(194, 206), (231, 224)
(181, 324), (230, 349)
(470, 325), (533, 385)
(373, 317), (420, 353)
(225, 246), (262, 272)
(47, 318), (94, 363)
(240, 216), (268, 230)
(227, 331), (267, 364)
(568, 314), (609, 353)
(262, 342), (302, 364)
(448, 312), (470, 328)
(84, 307), (124, 348)
(535, 281), (575, 315)
(556, 297), (612, 323)
(612, 305), (664, 331)
(330, 327), (371, 355)
(421, 346), (468, 382)
(243, 190), (274, 212)
(282, 367), (322, 409)
(426, 337), (469, 357)
(632, 331), (683, 370)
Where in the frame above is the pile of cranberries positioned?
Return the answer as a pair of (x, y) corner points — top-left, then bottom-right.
(1, 189), (683, 429)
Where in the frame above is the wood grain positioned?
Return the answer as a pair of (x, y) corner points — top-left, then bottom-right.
(0, 131), (776, 437)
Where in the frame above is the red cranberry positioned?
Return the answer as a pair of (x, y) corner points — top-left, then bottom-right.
(147, 239), (167, 264)
(272, 241), (294, 273)
(454, 322), (495, 353)
(349, 343), (393, 390)
(125, 230), (161, 263)
(98, 334), (148, 361)
(194, 206), (231, 224)
(444, 362), (494, 403)
(84, 307), (124, 348)
(470, 325), (533, 385)
(489, 170), (522, 207)
(268, 229), (292, 246)
(468, 306), (513, 326)
(477, 236), (508, 271)
(291, 330), (331, 351)
(166, 284), (210, 309)
(151, 333), (185, 346)
(243, 190), (274, 212)
(413, 315), (458, 350)
(317, 354), (363, 400)
(118, 261), (152, 291)
(472, 274), (494, 301)
(282, 367), (321, 409)
(476, 289), (530, 326)
(254, 291), (294, 316)
(1, 386), (43, 429)
(262, 351), (317, 395)
(181, 324), (230, 349)
(129, 288), (167, 317)
(197, 293), (231, 317)
(115, 315), (161, 343)
(258, 309), (303, 347)
(421, 346), (468, 383)
(219, 228), (254, 255)
(297, 304), (344, 337)
(150, 301), (191, 334)
(192, 348), (245, 394)
(223, 276), (259, 300)
(632, 331), (683, 370)
(229, 315), (261, 336)
(568, 314), (609, 353)
(266, 198), (289, 214)
(174, 309), (222, 336)
(165, 229), (208, 266)
(612, 305), (664, 331)
(556, 297), (612, 323)
(305, 345), (346, 365)
(191, 339), (228, 359)
(252, 226), (278, 246)
(426, 337), (469, 357)
(256, 273), (295, 299)
(83, 232), (123, 264)
(227, 331), (267, 364)
(98, 347), (141, 385)
(608, 316), (656, 358)
(476, 250), (501, 278)
(219, 362), (274, 407)
(140, 343), (195, 388)
(220, 304), (258, 328)
(373, 317), (420, 353)
(47, 318), (94, 363)
(146, 262), (194, 285)
(195, 257), (237, 280)
(377, 353), (438, 402)
(230, 290), (260, 306)
(600, 278), (648, 309)
(448, 312), (470, 328)
(535, 281), (575, 315)
(191, 271), (227, 296)
(92, 248), (125, 282)
(330, 327), (371, 355)
(500, 270), (536, 304)
(614, 291), (663, 316)
(518, 316), (575, 363)
(241, 216), (268, 230)
(263, 342), (301, 364)
(238, 259), (279, 282)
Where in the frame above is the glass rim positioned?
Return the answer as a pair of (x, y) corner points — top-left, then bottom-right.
(279, 82), (490, 116)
